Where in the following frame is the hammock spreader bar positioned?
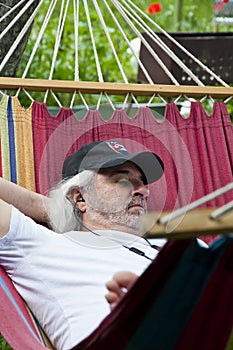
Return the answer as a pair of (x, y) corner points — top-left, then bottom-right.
(1, 77), (233, 98)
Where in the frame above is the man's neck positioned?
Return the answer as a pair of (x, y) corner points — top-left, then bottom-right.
(81, 220), (140, 236)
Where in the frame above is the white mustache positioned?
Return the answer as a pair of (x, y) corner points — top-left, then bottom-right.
(87, 196), (147, 214)
(126, 198), (147, 211)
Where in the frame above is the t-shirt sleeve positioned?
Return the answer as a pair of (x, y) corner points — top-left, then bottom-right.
(0, 206), (53, 275)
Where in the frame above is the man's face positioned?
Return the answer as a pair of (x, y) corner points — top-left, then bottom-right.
(84, 162), (149, 232)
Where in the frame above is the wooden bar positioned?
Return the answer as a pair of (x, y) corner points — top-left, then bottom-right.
(1, 77), (233, 98)
(142, 208), (233, 239)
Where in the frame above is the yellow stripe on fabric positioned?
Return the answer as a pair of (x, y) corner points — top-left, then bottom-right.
(12, 96), (36, 191)
(0, 95), (10, 180)
(225, 327), (233, 350)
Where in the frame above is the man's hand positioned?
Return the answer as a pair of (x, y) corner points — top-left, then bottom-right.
(105, 271), (138, 310)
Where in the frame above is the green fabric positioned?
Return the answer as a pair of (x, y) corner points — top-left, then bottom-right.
(126, 237), (232, 350)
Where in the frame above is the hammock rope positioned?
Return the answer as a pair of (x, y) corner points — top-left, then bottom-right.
(119, 0), (204, 86)
(160, 182), (233, 225)
(125, 0), (230, 87)
(1, 0), (231, 103)
(112, 0), (179, 85)
(20, 0), (58, 81)
(0, 0), (44, 74)
(43, 0), (70, 105)
(210, 200), (233, 221)
(0, 0), (28, 24)
(104, 0), (154, 85)
(94, 0), (128, 84)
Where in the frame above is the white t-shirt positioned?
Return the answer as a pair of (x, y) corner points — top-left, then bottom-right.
(0, 207), (166, 350)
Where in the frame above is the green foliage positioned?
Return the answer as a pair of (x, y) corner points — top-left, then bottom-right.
(16, 0), (233, 109)
(0, 335), (12, 350)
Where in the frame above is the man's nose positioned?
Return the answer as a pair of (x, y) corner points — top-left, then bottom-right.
(132, 183), (149, 198)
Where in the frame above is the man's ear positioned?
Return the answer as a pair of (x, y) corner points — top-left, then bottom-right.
(69, 188), (87, 213)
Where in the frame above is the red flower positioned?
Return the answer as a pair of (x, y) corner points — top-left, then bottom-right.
(147, 3), (162, 14)
(214, 3), (224, 11)
(222, 0), (229, 3)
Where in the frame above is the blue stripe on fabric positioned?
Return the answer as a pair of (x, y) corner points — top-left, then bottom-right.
(0, 276), (38, 339)
(7, 97), (17, 183)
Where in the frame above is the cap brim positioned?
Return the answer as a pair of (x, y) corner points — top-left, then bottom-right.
(62, 142), (164, 184)
(98, 151), (164, 184)
(129, 151), (164, 184)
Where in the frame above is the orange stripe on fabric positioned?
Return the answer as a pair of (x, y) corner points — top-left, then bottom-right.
(12, 96), (36, 191)
(0, 95), (10, 180)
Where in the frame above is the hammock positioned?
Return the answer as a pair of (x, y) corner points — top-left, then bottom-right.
(71, 236), (233, 350)
(0, 266), (53, 350)
(0, 1), (233, 349)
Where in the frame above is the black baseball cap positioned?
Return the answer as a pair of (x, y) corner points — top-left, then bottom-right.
(62, 140), (164, 184)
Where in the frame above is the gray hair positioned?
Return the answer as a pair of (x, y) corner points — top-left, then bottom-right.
(46, 170), (96, 233)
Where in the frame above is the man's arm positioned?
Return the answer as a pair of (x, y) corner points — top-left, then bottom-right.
(0, 178), (49, 223)
(0, 199), (12, 238)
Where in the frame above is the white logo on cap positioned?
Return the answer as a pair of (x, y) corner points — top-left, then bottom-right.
(106, 141), (128, 153)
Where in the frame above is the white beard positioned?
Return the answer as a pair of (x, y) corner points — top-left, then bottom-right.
(86, 194), (147, 232)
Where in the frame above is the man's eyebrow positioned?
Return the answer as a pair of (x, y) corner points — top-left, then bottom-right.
(110, 170), (130, 176)
(110, 170), (144, 181)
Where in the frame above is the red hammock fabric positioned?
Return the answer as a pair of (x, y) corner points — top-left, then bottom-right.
(0, 100), (232, 348)
(0, 266), (47, 350)
(71, 236), (233, 350)
(32, 101), (233, 228)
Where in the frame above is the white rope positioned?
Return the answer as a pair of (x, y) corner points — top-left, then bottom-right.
(78, 91), (90, 110)
(83, 0), (103, 83)
(92, 0), (128, 84)
(0, 3), (11, 10)
(1, 0), (230, 108)
(147, 93), (167, 106)
(122, 93), (130, 109)
(0, 0), (35, 40)
(20, 0), (58, 79)
(44, 0), (70, 104)
(174, 95), (193, 104)
(22, 88), (34, 102)
(49, 90), (62, 108)
(118, 0), (202, 85)
(69, 90), (76, 109)
(200, 95), (215, 104)
(73, 0), (79, 82)
(16, 0), (57, 98)
(70, 0), (79, 107)
(0, 0), (27, 23)
(125, 0), (229, 87)
(121, 93), (139, 109)
(121, 92), (139, 107)
(111, 0), (179, 85)
(69, 1), (89, 110)
(71, 89), (89, 110)
(0, 0), (44, 73)
(49, 0), (69, 81)
(104, 92), (115, 111)
(96, 91), (116, 112)
(131, 93), (139, 107)
(224, 96), (233, 104)
(146, 94), (155, 106)
(210, 200), (233, 220)
(156, 94), (167, 104)
(159, 182), (233, 225)
(83, 0), (110, 109)
(96, 92), (103, 110)
(120, 0), (204, 86)
(103, 0), (154, 85)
